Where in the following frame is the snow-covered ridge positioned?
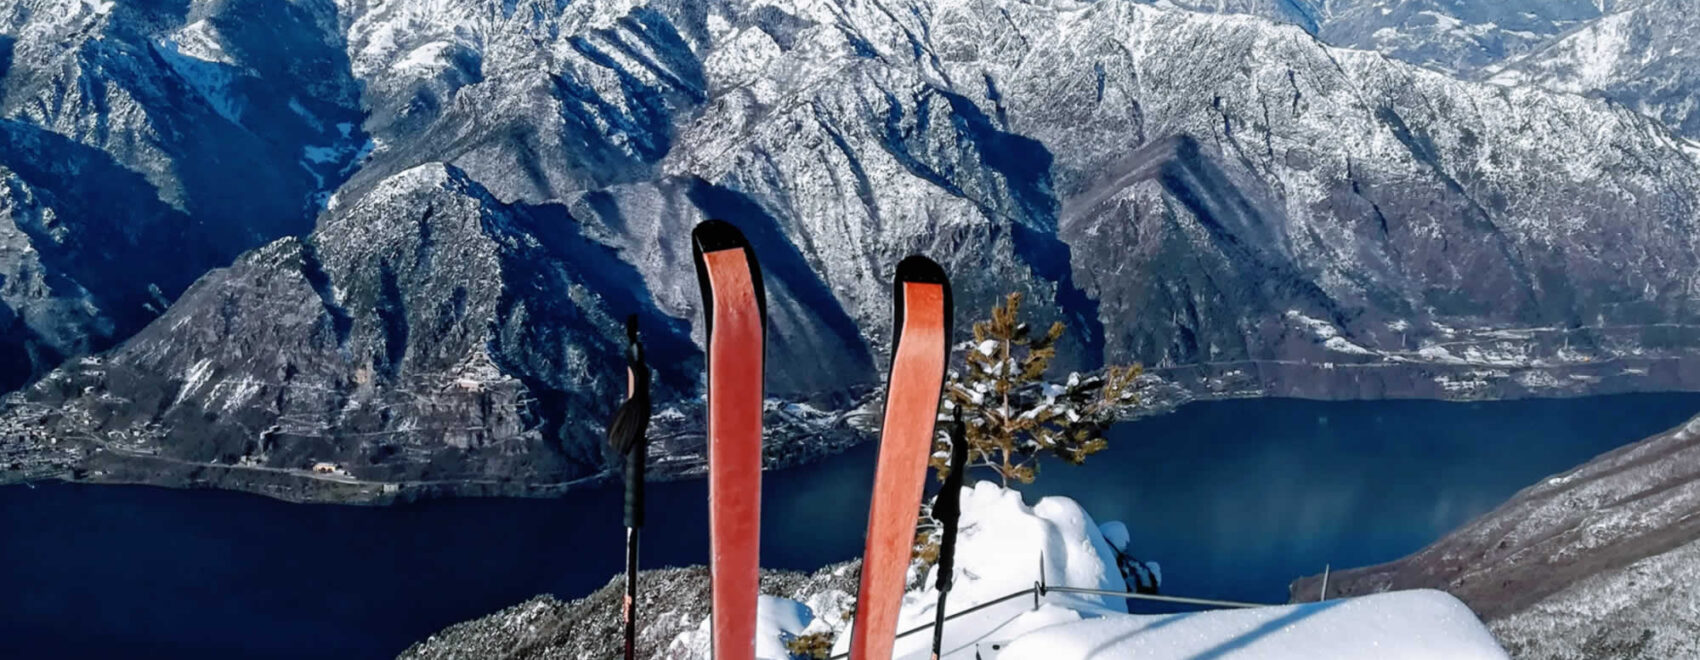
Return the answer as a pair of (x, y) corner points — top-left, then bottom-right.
(1295, 410), (1700, 656)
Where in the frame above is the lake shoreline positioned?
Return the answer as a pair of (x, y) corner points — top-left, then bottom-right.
(9, 356), (1700, 505)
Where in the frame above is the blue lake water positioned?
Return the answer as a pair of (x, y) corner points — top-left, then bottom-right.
(4, 394), (1699, 658)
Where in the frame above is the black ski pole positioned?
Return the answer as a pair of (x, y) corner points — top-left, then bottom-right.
(607, 316), (651, 660)
(930, 409), (969, 659)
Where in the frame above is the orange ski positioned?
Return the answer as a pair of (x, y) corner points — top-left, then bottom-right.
(692, 220), (767, 660)
(850, 256), (952, 660)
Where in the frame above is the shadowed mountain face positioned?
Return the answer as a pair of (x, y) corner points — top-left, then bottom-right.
(16, 164), (697, 491)
(5, 0), (1700, 498)
(0, 0), (367, 386)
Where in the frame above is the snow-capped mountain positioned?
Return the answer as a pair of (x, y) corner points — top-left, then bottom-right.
(6, 0), (1700, 498)
(1292, 412), (1700, 658)
(1311, 0), (1613, 76)
(1142, 0), (1626, 76)
(1490, 0), (1700, 141)
(1161, 0), (1700, 142)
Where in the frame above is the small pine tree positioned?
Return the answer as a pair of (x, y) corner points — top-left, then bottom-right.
(784, 631), (835, 659)
(933, 292), (1141, 487)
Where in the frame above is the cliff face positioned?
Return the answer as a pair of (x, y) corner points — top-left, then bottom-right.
(7, 0), (1700, 499)
(1291, 413), (1700, 657)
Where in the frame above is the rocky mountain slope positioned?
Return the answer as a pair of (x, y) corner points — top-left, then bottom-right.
(7, 0), (1700, 499)
(1291, 413), (1700, 658)
(399, 563), (862, 660)
(1311, 0), (1612, 76)
(6, 164), (653, 497)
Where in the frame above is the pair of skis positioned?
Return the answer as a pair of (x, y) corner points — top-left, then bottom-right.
(618, 220), (964, 659)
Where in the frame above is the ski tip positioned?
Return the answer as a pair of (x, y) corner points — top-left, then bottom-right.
(690, 219), (768, 337)
(625, 314), (639, 339)
(894, 255), (948, 287)
(691, 219), (751, 255)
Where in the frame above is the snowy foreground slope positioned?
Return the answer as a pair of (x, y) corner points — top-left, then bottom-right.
(405, 483), (1504, 659)
(997, 591), (1503, 660)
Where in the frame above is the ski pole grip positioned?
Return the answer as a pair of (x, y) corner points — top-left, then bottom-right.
(624, 446), (645, 528)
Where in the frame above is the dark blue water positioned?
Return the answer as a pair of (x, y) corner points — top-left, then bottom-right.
(4, 394), (1699, 658)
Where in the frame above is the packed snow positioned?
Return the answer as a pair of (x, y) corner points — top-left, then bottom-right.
(999, 590), (1508, 660)
(709, 482), (1507, 659)
(154, 38), (245, 124)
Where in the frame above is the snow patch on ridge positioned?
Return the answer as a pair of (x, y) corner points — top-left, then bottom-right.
(155, 37), (245, 124)
(1285, 310), (1374, 355)
(1675, 416), (1700, 441)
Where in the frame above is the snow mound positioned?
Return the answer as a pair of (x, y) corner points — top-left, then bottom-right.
(755, 596), (813, 659)
(674, 595), (814, 659)
(997, 590), (1507, 660)
(829, 481), (1130, 658)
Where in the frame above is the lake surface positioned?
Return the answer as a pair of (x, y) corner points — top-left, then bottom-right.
(5, 394), (1699, 658)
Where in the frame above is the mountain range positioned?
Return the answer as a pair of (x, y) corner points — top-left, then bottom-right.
(4, 0), (1700, 499)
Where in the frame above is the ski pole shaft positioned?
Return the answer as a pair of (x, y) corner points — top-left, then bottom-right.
(624, 526), (639, 660)
(929, 588), (950, 659)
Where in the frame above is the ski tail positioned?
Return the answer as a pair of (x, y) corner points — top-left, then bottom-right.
(692, 219), (767, 660)
(850, 255), (952, 660)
